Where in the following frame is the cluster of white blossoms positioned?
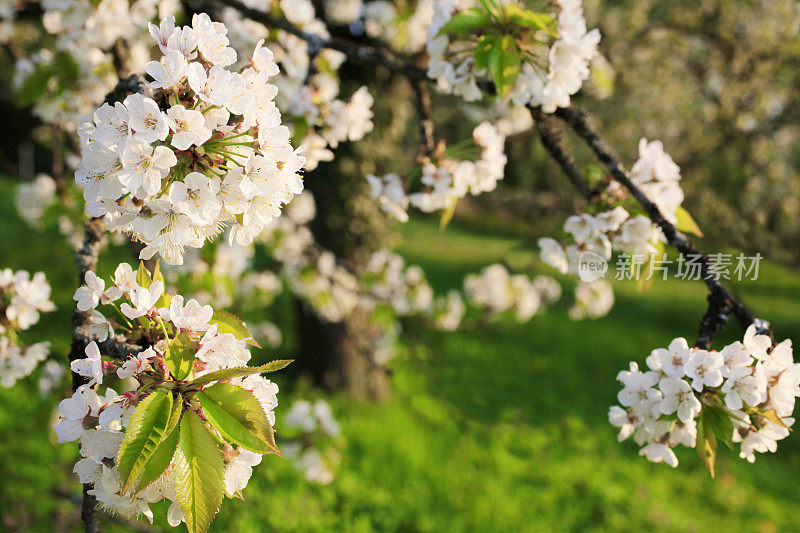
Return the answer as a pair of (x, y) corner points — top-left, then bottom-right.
(61, 262), (283, 527)
(15, 174), (58, 229)
(0, 268), (55, 388)
(464, 264), (560, 322)
(364, 0), (436, 54)
(426, 0), (485, 101)
(536, 138), (686, 319)
(539, 206), (659, 273)
(75, 14), (305, 265)
(510, 0), (601, 113)
(427, 0), (600, 112)
(282, 399), (343, 485)
(629, 138), (685, 224)
(363, 250), (435, 316)
(14, 0), (178, 126)
(161, 242), (284, 349)
(432, 290), (467, 331)
(367, 121), (507, 221)
(15, 174), (88, 250)
(218, 0), (375, 171)
(569, 279), (614, 320)
(610, 325), (800, 469)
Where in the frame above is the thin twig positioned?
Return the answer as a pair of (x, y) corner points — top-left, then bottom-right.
(695, 294), (732, 350)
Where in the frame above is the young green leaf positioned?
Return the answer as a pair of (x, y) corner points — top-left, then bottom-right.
(117, 390), (173, 492)
(197, 383), (279, 455)
(173, 411), (225, 533)
(137, 261), (152, 289)
(130, 390), (184, 497)
(696, 411), (717, 478)
(166, 332), (197, 381)
(504, 4), (554, 31)
(132, 422), (180, 496)
(745, 405), (791, 430)
(210, 309), (260, 347)
(151, 261), (172, 308)
(189, 360), (293, 387)
(438, 8), (491, 35)
(674, 206), (704, 237)
(152, 260), (165, 285)
(487, 34), (521, 99)
(439, 198), (458, 231)
(474, 34), (499, 71)
(703, 401), (735, 451)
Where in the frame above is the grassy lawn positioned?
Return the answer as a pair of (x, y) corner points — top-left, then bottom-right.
(1, 178), (799, 532)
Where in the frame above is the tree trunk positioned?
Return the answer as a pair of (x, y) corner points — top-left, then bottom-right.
(295, 299), (389, 400)
(295, 134), (395, 400)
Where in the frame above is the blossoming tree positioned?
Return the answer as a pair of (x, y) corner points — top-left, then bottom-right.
(0, 0), (798, 532)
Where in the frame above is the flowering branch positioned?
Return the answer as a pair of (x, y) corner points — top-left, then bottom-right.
(210, 0), (428, 80)
(530, 108), (762, 348)
(194, 0), (767, 348)
(69, 217), (106, 390)
(67, 217), (105, 533)
(551, 106), (761, 336)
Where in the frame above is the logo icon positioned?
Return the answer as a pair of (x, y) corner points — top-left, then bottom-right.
(577, 250), (608, 282)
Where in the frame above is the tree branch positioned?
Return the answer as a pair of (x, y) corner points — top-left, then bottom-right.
(411, 79), (436, 156)
(531, 109), (597, 200)
(67, 217), (105, 533)
(211, 0), (765, 343)
(67, 74), (152, 533)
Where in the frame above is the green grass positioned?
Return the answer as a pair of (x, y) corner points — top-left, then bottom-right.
(1, 180), (800, 532)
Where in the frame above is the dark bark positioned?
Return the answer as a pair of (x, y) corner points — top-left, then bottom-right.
(295, 300), (388, 399)
(295, 137), (393, 399)
(68, 218), (106, 533)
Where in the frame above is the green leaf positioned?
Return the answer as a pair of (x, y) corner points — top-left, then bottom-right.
(116, 390), (173, 492)
(439, 198), (458, 231)
(151, 261), (172, 308)
(759, 408), (791, 429)
(137, 261), (152, 288)
(197, 383), (279, 455)
(700, 400), (735, 451)
(189, 360), (293, 387)
(133, 421), (180, 496)
(487, 34), (521, 99)
(504, 4), (554, 31)
(744, 405), (791, 430)
(152, 260), (165, 285)
(166, 332), (197, 381)
(474, 34), (498, 71)
(173, 411), (225, 533)
(292, 116), (309, 145)
(696, 411), (717, 479)
(438, 8), (492, 35)
(674, 206), (704, 237)
(210, 309), (259, 347)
